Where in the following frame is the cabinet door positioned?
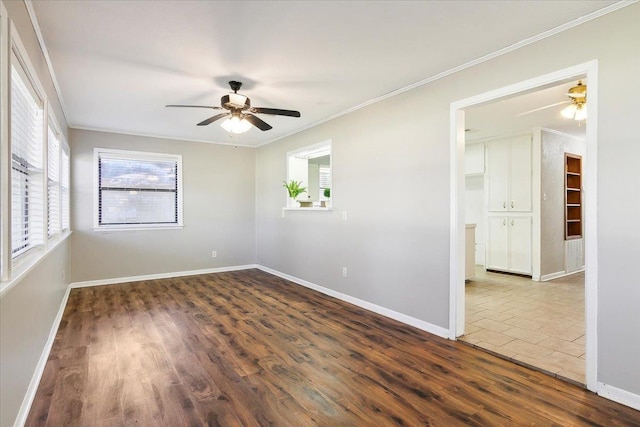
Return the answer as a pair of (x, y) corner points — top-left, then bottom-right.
(487, 141), (509, 211)
(509, 217), (532, 274)
(509, 135), (532, 212)
(486, 216), (508, 270)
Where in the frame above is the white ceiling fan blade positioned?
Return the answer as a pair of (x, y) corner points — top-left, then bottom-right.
(516, 100), (571, 117)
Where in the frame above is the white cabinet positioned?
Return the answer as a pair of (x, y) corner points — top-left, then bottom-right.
(486, 215), (532, 275)
(487, 135), (532, 212)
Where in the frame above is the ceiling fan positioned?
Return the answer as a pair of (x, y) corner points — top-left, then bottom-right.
(166, 81), (301, 133)
(516, 80), (587, 121)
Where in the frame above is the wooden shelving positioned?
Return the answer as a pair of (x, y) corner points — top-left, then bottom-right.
(565, 153), (582, 240)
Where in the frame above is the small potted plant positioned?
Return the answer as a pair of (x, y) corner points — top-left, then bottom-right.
(282, 180), (308, 206)
(321, 188), (330, 207)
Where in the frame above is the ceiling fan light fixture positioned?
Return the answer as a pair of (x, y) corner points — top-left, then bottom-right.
(228, 93), (248, 108)
(561, 103), (578, 119)
(567, 80), (587, 98)
(221, 116), (251, 134)
(574, 104), (587, 121)
(561, 101), (587, 121)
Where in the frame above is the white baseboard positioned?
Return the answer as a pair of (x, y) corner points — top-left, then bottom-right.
(541, 271), (567, 281)
(14, 285), (71, 427)
(70, 264), (258, 288)
(598, 382), (640, 411)
(257, 265), (450, 339)
(540, 267), (585, 282)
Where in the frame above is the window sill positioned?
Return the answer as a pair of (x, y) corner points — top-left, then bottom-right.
(282, 207), (333, 212)
(0, 230), (72, 299)
(93, 225), (184, 232)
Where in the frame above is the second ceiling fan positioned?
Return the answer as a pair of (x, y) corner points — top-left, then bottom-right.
(167, 81), (301, 133)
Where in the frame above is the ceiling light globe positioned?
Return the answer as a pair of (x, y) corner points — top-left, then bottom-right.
(221, 116), (251, 134)
(574, 105), (587, 121)
(561, 103), (578, 119)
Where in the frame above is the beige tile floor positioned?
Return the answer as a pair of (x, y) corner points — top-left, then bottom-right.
(460, 268), (585, 385)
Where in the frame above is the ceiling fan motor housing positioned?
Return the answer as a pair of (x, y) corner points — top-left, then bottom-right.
(222, 94), (250, 109)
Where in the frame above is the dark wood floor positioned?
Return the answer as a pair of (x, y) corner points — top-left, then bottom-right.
(27, 269), (640, 426)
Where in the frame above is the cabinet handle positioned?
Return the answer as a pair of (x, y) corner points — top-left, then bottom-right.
(511, 201), (514, 208)
(503, 219), (506, 226)
(503, 202), (506, 209)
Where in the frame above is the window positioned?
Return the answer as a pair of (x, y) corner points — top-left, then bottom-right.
(61, 148), (70, 230)
(319, 166), (331, 201)
(285, 141), (331, 208)
(11, 57), (44, 258)
(95, 149), (183, 229)
(1, 26), (72, 288)
(47, 125), (61, 236)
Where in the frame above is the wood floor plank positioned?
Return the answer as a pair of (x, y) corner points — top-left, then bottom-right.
(25, 269), (640, 426)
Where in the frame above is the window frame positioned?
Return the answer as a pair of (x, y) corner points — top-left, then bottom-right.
(93, 148), (184, 231)
(60, 144), (70, 232)
(9, 40), (46, 262)
(284, 140), (332, 211)
(47, 117), (62, 238)
(1, 16), (72, 294)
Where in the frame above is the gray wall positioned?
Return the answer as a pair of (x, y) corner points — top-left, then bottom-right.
(540, 130), (585, 277)
(256, 4), (640, 395)
(0, 2), (70, 426)
(69, 129), (256, 283)
(0, 241), (69, 427)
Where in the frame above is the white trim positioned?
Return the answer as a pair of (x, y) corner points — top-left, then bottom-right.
(0, 1), (10, 282)
(257, 265), (450, 339)
(69, 264), (258, 288)
(24, 0), (69, 126)
(72, 125), (255, 148)
(93, 148), (184, 229)
(467, 130), (535, 145)
(540, 127), (586, 141)
(597, 383), (640, 411)
(540, 268), (585, 282)
(13, 284), (71, 427)
(450, 109), (466, 337)
(92, 225), (184, 232)
(449, 60), (599, 392)
(282, 207), (333, 212)
(258, 1), (634, 148)
(584, 63), (599, 391)
(284, 139), (332, 208)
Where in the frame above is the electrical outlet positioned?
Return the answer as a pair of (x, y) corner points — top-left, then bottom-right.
(342, 267), (348, 277)
(342, 211), (347, 221)
(211, 251), (217, 258)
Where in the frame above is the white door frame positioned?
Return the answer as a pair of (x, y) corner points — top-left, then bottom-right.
(449, 60), (598, 391)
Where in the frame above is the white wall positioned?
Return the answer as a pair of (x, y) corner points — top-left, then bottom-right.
(69, 129), (256, 283)
(0, 2), (70, 426)
(256, 4), (640, 397)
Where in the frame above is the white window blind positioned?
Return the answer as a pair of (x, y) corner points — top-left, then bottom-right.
(11, 60), (44, 258)
(61, 148), (70, 230)
(47, 125), (61, 236)
(97, 150), (181, 227)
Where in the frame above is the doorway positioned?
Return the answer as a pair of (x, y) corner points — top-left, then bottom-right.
(449, 61), (598, 391)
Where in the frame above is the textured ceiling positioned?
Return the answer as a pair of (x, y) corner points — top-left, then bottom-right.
(32, 1), (614, 146)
